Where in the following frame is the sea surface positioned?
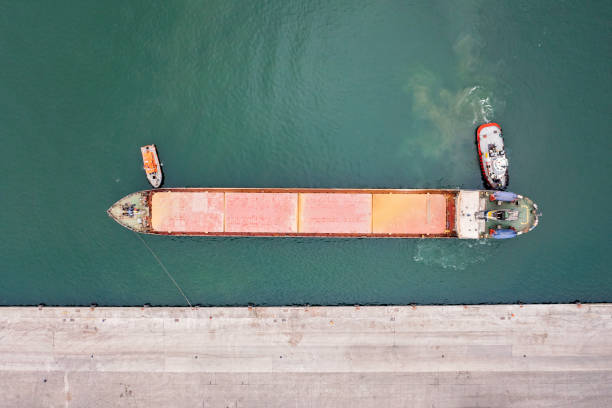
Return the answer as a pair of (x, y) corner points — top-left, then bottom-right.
(1, 0), (611, 306)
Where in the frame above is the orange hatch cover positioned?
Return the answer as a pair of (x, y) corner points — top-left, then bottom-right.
(225, 192), (298, 233)
(299, 193), (371, 233)
(372, 193), (446, 234)
(151, 192), (225, 233)
(149, 190), (449, 236)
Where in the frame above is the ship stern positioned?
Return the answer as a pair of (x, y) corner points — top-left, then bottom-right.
(519, 195), (540, 234)
(482, 192), (540, 238)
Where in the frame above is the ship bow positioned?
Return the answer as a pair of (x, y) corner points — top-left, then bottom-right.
(107, 191), (150, 233)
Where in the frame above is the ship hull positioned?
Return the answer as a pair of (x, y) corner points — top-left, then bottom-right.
(107, 188), (539, 239)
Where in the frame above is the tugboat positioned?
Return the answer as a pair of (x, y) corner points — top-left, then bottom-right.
(476, 123), (508, 190)
(141, 144), (162, 188)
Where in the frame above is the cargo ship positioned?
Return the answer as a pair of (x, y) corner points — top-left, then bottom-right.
(107, 188), (539, 239)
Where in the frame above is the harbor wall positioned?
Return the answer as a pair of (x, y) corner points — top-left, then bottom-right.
(1, 304), (611, 407)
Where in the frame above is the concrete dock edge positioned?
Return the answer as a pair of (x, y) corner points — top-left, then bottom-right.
(1, 304), (611, 407)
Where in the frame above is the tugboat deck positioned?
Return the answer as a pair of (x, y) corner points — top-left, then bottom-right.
(477, 126), (505, 156)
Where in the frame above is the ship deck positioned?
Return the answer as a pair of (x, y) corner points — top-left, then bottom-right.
(106, 192), (149, 233)
(146, 189), (458, 237)
(484, 194), (537, 234)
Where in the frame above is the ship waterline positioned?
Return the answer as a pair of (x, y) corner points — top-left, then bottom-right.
(107, 188), (539, 239)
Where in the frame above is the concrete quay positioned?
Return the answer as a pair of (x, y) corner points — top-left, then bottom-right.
(1, 304), (611, 407)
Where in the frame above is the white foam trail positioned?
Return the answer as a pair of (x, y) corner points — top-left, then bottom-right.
(413, 239), (494, 270)
(465, 85), (494, 124)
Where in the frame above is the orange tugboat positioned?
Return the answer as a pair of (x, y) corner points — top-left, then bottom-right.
(140, 145), (162, 188)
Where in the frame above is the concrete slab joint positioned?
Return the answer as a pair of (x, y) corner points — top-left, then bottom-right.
(0, 304), (611, 407)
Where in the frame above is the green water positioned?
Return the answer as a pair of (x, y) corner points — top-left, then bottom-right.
(1, 0), (611, 306)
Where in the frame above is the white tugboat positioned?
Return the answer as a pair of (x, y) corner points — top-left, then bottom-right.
(140, 144), (162, 188)
(476, 123), (508, 190)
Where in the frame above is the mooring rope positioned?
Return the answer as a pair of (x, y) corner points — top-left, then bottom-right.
(133, 232), (193, 307)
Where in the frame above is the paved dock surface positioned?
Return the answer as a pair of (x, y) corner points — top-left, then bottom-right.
(1, 304), (611, 407)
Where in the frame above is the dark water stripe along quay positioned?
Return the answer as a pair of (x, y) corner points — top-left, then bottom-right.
(1, 304), (611, 407)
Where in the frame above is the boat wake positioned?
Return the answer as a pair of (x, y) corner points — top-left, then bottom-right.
(400, 33), (503, 162)
(466, 85), (494, 125)
(413, 239), (495, 270)
(397, 32), (507, 187)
